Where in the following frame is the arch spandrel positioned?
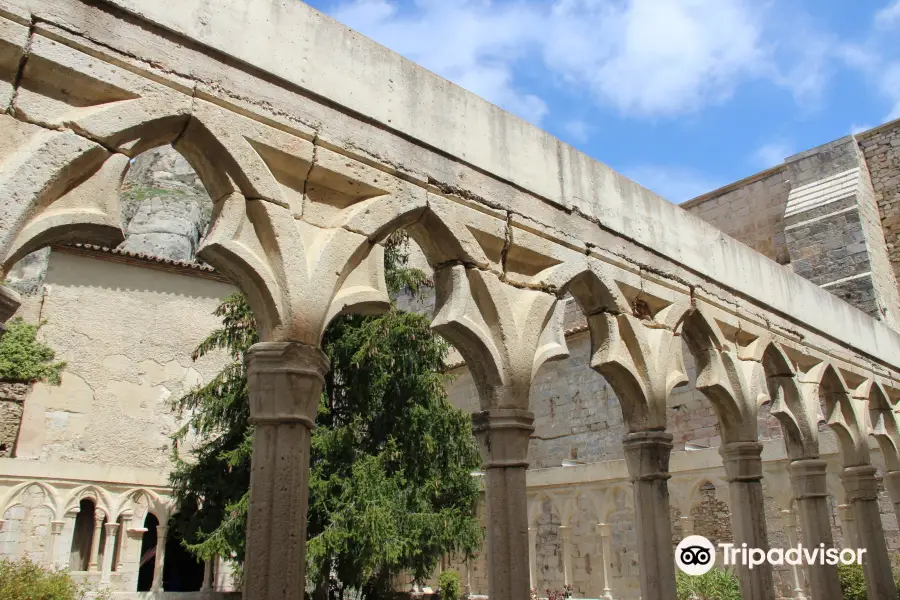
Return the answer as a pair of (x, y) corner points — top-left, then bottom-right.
(866, 381), (900, 472)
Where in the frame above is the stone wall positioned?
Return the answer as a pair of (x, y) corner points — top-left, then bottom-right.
(12, 251), (235, 468)
(859, 120), (900, 287)
(683, 128), (900, 326)
(0, 382), (28, 457)
(682, 169), (791, 264)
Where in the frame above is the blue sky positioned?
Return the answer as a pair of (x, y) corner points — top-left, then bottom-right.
(303, 0), (900, 203)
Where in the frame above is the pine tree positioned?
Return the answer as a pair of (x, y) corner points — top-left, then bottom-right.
(169, 233), (483, 597)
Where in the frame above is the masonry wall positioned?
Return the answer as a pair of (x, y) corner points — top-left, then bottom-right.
(859, 120), (900, 288)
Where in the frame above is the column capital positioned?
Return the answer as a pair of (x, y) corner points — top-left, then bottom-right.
(720, 441), (764, 483)
(788, 458), (829, 499)
(558, 525), (572, 540)
(50, 520), (65, 535)
(840, 465), (880, 502)
(245, 341), (329, 427)
(155, 524), (168, 537)
(471, 408), (534, 468)
(596, 523), (611, 537)
(104, 522), (120, 536)
(623, 430), (673, 482)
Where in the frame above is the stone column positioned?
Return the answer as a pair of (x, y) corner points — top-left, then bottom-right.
(243, 341), (329, 600)
(558, 525), (573, 588)
(528, 526), (538, 590)
(201, 556), (215, 591)
(471, 408), (533, 600)
(595, 523), (613, 600)
(101, 522), (119, 583)
(837, 504), (860, 549)
(788, 459), (842, 599)
(151, 524), (168, 592)
(679, 516), (695, 537)
(623, 430), (677, 600)
(87, 510), (104, 572)
(720, 441), (775, 600)
(465, 556), (472, 596)
(0, 285), (21, 338)
(841, 465), (898, 600)
(46, 520), (65, 569)
(116, 516), (131, 572)
(884, 471), (900, 538)
(779, 510), (807, 600)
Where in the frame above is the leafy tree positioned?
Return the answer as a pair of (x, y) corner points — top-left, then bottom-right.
(0, 557), (110, 600)
(0, 317), (66, 384)
(675, 568), (741, 600)
(169, 233), (483, 597)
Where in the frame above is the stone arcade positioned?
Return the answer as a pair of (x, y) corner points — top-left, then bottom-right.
(2, 1), (900, 600)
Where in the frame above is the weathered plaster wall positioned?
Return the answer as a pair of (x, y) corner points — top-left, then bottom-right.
(13, 251), (235, 468)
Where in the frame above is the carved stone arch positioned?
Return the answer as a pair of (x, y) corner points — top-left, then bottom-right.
(0, 480), (62, 521)
(866, 381), (900, 472)
(113, 488), (167, 523)
(813, 364), (869, 468)
(63, 485), (113, 520)
(678, 307), (758, 443)
(600, 485), (632, 523)
(763, 342), (818, 460)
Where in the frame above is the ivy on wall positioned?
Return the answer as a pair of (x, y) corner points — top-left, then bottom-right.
(0, 318), (66, 385)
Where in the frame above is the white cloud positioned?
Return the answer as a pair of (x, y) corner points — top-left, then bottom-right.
(562, 119), (591, 144)
(330, 0), (778, 121)
(876, 1), (900, 29)
(753, 140), (793, 169)
(620, 165), (721, 204)
(851, 123), (874, 134)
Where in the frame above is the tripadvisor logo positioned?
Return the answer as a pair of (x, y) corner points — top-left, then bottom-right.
(676, 535), (716, 576)
(675, 535), (867, 575)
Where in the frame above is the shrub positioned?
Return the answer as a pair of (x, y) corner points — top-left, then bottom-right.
(0, 557), (109, 600)
(0, 317), (66, 384)
(438, 570), (461, 600)
(675, 567), (741, 600)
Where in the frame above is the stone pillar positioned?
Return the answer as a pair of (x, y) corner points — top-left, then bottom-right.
(841, 465), (898, 600)
(595, 523), (613, 600)
(101, 522), (119, 583)
(201, 556), (215, 591)
(243, 342), (329, 600)
(151, 524), (168, 592)
(837, 504), (860, 549)
(465, 556), (472, 596)
(0, 285), (21, 338)
(46, 520), (65, 569)
(116, 516), (131, 572)
(471, 408), (533, 600)
(886, 471), (900, 541)
(720, 442), (775, 600)
(558, 525), (573, 588)
(528, 526), (538, 590)
(679, 516), (695, 537)
(87, 510), (104, 572)
(779, 510), (807, 600)
(788, 459), (842, 599)
(623, 430), (677, 600)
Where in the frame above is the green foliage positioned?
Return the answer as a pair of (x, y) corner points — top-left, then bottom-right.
(837, 563), (867, 600)
(839, 557), (900, 599)
(675, 568), (741, 600)
(169, 233), (482, 599)
(0, 317), (66, 384)
(0, 557), (111, 600)
(438, 570), (461, 600)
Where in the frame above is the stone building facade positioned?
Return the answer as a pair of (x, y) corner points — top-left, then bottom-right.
(2, 3), (900, 600)
(3, 117), (900, 600)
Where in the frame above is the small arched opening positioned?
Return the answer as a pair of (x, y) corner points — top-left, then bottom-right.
(137, 513), (159, 592)
(68, 498), (95, 571)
